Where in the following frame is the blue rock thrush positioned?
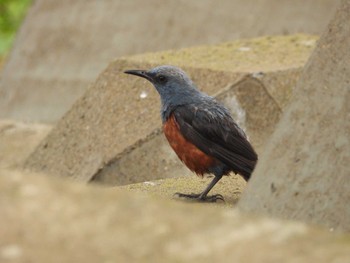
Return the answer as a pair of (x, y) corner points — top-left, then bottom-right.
(124, 65), (258, 202)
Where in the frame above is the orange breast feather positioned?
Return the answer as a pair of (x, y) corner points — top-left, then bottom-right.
(163, 115), (218, 176)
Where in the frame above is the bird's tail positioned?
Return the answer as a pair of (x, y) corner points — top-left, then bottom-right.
(213, 149), (257, 181)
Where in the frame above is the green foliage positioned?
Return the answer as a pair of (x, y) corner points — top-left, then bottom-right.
(0, 0), (31, 56)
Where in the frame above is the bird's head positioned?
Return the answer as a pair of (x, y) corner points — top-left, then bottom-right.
(124, 65), (200, 107)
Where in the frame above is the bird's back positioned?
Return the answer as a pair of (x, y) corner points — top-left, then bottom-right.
(168, 97), (258, 180)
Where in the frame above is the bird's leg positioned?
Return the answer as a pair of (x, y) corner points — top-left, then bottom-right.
(175, 175), (224, 202)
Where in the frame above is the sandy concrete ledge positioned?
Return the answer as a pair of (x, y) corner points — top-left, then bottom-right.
(118, 174), (247, 207)
(1, 168), (349, 263)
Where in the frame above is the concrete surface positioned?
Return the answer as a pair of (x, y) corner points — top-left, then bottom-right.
(239, 0), (350, 232)
(23, 35), (316, 185)
(0, 0), (339, 123)
(1, 168), (350, 263)
(120, 175), (247, 207)
(0, 120), (51, 168)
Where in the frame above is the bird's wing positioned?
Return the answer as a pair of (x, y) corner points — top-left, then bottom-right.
(173, 104), (257, 177)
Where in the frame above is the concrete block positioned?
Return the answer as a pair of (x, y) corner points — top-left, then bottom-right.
(0, 0), (338, 122)
(239, 0), (350, 232)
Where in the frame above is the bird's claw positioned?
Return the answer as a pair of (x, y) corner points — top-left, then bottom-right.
(174, 192), (225, 203)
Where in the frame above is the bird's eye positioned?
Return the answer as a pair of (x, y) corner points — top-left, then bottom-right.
(158, 75), (167, 83)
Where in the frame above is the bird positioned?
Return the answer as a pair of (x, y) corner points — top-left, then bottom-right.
(124, 65), (258, 202)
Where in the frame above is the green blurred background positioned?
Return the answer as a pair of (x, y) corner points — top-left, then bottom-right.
(0, 0), (31, 64)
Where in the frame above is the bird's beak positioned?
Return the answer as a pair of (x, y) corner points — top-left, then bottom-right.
(124, 69), (152, 81)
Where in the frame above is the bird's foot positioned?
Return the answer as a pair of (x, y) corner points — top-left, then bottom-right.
(174, 192), (224, 203)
